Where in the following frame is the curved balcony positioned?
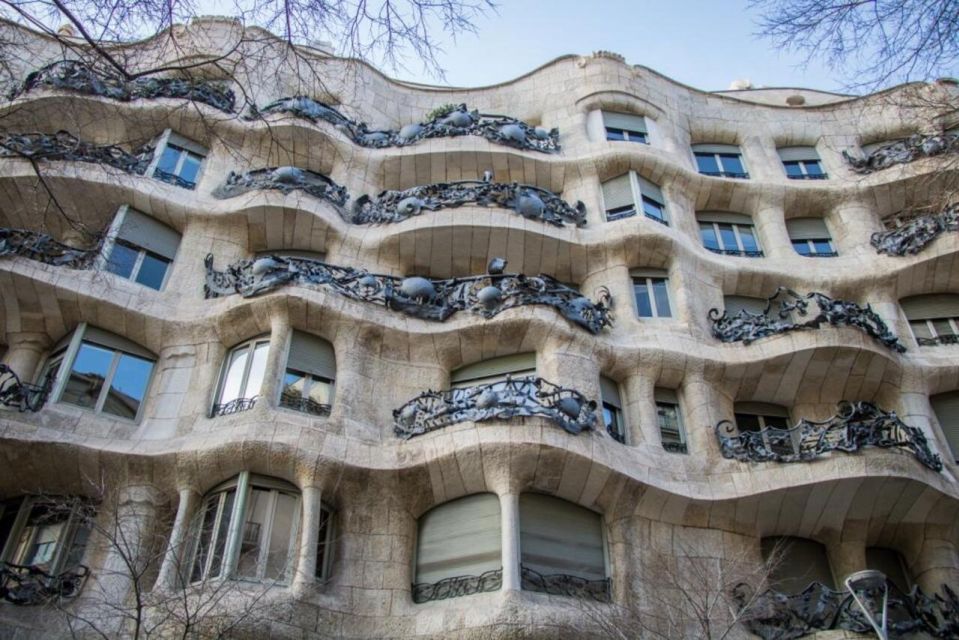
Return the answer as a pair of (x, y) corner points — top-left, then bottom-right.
(843, 132), (959, 175)
(872, 203), (959, 257)
(0, 364), (54, 413)
(0, 226), (100, 269)
(0, 131), (151, 175)
(212, 166), (349, 208)
(0, 561), (90, 606)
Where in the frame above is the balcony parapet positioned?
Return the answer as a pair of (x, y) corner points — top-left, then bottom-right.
(213, 166), (349, 207)
(210, 396), (258, 418)
(0, 561), (89, 605)
(351, 178), (587, 227)
(708, 287), (907, 353)
(0, 364), (54, 413)
(871, 204), (959, 256)
(412, 568), (502, 604)
(843, 132), (959, 174)
(733, 581), (959, 639)
(0, 130), (151, 175)
(520, 565), (611, 602)
(8, 60), (236, 113)
(393, 375), (597, 439)
(205, 255), (613, 334)
(0, 227), (100, 269)
(247, 98), (560, 153)
(715, 401), (943, 472)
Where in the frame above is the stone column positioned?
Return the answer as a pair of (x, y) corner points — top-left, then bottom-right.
(260, 314), (291, 408)
(500, 493), (521, 592)
(155, 487), (200, 590)
(2, 331), (51, 382)
(912, 539), (959, 593)
(293, 485), (322, 592)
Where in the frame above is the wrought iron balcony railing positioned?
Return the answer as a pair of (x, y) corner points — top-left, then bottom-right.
(733, 580), (959, 640)
(871, 204), (959, 257)
(0, 365), (54, 413)
(843, 132), (959, 175)
(393, 375), (597, 439)
(0, 131), (152, 175)
(786, 173), (828, 180)
(248, 98), (560, 153)
(707, 247), (764, 258)
(918, 334), (959, 347)
(0, 562), (89, 605)
(8, 60), (236, 113)
(213, 166), (349, 208)
(351, 178), (586, 227)
(153, 168), (197, 190)
(278, 392), (332, 417)
(210, 396), (258, 418)
(205, 255), (613, 334)
(520, 565), (611, 602)
(0, 227), (100, 269)
(708, 287), (906, 353)
(699, 170), (750, 179)
(715, 401), (943, 472)
(662, 441), (688, 454)
(412, 568), (502, 603)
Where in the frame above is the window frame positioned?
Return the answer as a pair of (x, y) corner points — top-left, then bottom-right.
(692, 145), (750, 179)
(600, 376), (626, 444)
(791, 238), (837, 257)
(734, 404), (795, 456)
(655, 389), (687, 454)
(144, 129), (207, 190)
(631, 272), (672, 319)
(278, 331), (337, 416)
(602, 171), (669, 226)
(698, 220), (764, 257)
(601, 111), (649, 144)
(0, 496), (91, 578)
(212, 336), (271, 416)
(782, 159), (827, 180)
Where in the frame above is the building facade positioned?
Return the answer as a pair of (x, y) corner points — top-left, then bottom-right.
(0, 16), (957, 639)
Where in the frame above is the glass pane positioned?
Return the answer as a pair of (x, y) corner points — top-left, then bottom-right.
(738, 226), (759, 252)
(191, 495), (221, 582)
(315, 508), (332, 579)
(642, 197), (665, 222)
(812, 240), (834, 255)
(62, 343), (114, 409)
(102, 353), (153, 419)
(720, 154), (745, 175)
(155, 146), (181, 175)
(135, 253), (170, 290)
(237, 488), (272, 578)
(104, 242), (138, 279)
(13, 504), (68, 567)
(910, 320), (934, 340)
(695, 153), (719, 174)
(933, 319), (956, 338)
(735, 413), (762, 433)
(219, 346), (249, 404)
(803, 160), (825, 176)
(657, 403), (683, 442)
(718, 224), (738, 250)
(603, 403), (622, 440)
(652, 279), (672, 317)
(627, 131), (647, 143)
(763, 415), (790, 429)
(178, 153), (202, 186)
(700, 223), (720, 250)
(606, 204), (636, 221)
(784, 161), (804, 177)
(634, 280), (653, 317)
(281, 371), (306, 402)
(605, 128), (626, 141)
(265, 493), (297, 580)
(245, 342), (270, 397)
(792, 240), (812, 256)
(208, 489), (236, 578)
(308, 378), (333, 406)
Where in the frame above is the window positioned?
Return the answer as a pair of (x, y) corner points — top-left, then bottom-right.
(602, 112), (648, 144)
(778, 146), (828, 180)
(865, 547), (911, 593)
(786, 218), (837, 257)
(655, 388), (687, 453)
(762, 536), (835, 593)
(146, 130), (206, 190)
(519, 494), (607, 595)
(450, 353), (536, 389)
(601, 173), (668, 225)
(43, 325), (156, 421)
(692, 144), (749, 179)
(280, 331), (335, 416)
(212, 337), (270, 416)
(631, 269), (672, 318)
(735, 402), (794, 456)
(413, 494), (501, 602)
(600, 376), (625, 443)
(189, 473), (305, 584)
(697, 212), (763, 257)
(930, 391), (959, 463)
(901, 294), (959, 346)
(102, 206), (180, 290)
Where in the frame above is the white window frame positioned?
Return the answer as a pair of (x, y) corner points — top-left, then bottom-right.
(602, 171), (669, 225)
(212, 336), (271, 414)
(791, 237), (837, 257)
(782, 158), (827, 180)
(692, 145), (750, 179)
(145, 129), (207, 190)
(631, 274), (672, 319)
(698, 221), (763, 256)
(0, 496), (90, 575)
(98, 206), (175, 291)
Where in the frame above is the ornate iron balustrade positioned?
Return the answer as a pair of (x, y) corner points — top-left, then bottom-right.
(520, 565), (611, 602)
(278, 392), (332, 417)
(700, 170), (750, 179)
(393, 375), (597, 439)
(843, 132), (959, 174)
(733, 581), (959, 640)
(351, 178), (586, 227)
(205, 255), (613, 334)
(213, 166), (349, 207)
(0, 364), (54, 412)
(708, 287), (906, 353)
(871, 204), (959, 256)
(0, 227), (100, 269)
(248, 98), (560, 153)
(8, 60), (236, 113)
(715, 401), (943, 472)
(662, 441), (688, 454)
(786, 173), (828, 180)
(0, 562), (89, 605)
(707, 247), (765, 258)
(412, 568), (502, 603)
(918, 334), (959, 347)
(210, 396), (258, 417)
(0, 130), (152, 175)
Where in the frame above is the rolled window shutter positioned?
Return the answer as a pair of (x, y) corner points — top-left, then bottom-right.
(82, 326), (155, 360)
(734, 401), (790, 418)
(786, 218), (831, 240)
(636, 176), (665, 205)
(696, 211), (753, 225)
(602, 112), (647, 133)
(777, 146), (820, 162)
(116, 208), (181, 260)
(601, 175), (634, 211)
(931, 391), (959, 461)
(519, 494), (605, 582)
(724, 295), (768, 316)
(901, 294), (959, 320)
(451, 353), (536, 384)
(630, 268), (668, 279)
(167, 131), (207, 157)
(600, 376), (621, 409)
(287, 331), (336, 380)
(692, 143), (741, 155)
(415, 493), (501, 584)
(654, 388), (678, 404)
(762, 536), (835, 591)
(865, 547), (910, 592)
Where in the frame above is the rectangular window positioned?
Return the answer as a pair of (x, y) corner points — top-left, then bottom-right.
(787, 218), (836, 257)
(655, 388), (686, 453)
(778, 147), (827, 180)
(698, 217), (763, 257)
(632, 272), (672, 318)
(280, 331), (336, 416)
(103, 207), (180, 290)
(693, 145), (749, 179)
(148, 131), (207, 190)
(602, 173), (668, 225)
(59, 333), (155, 421)
(600, 376), (625, 444)
(602, 112), (648, 144)
(735, 405), (794, 456)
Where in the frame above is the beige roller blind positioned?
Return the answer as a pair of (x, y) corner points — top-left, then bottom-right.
(83, 326), (155, 360)
(724, 295), (768, 316)
(287, 330), (336, 380)
(777, 146), (820, 162)
(116, 208), (181, 260)
(901, 294), (959, 320)
(600, 376), (621, 409)
(865, 547), (911, 593)
(762, 536), (835, 591)
(415, 493), (501, 584)
(692, 143), (741, 154)
(519, 493), (606, 582)
(697, 211), (753, 225)
(636, 176), (665, 205)
(786, 218), (831, 240)
(735, 401), (790, 418)
(601, 174), (634, 211)
(931, 391), (959, 462)
(602, 112), (647, 133)
(450, 353), (536, 385)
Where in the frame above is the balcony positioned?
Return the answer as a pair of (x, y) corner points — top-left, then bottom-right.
(0, 561), (89, 605)
(0, 364), (53, 413)
(412, 568), (503, 604)
(871, 204), (959, 257)
(843, 132), (959, 174)
(213, 166), (349, 208)
(0, 227), (100, 270)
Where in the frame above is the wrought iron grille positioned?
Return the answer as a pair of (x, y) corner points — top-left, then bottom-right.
(715, 401), (942, 471)
(871, 204), (959, 257)
(843, 132), (959, 175)
(700, 170), (750, 179)
(707, 247), (765, 258)
(0, 364), (54, 412)
(0, 227), (100, 269)
(917, 334), (959, 347)
(393, 375), (597, 439)
(205, 255), (613, 334)
(153, 168), (197, 190)
(278, 392), (332, 417)
(411, 568), (503, 603)
(210, 396), (258, 417)
(213, 166), (349, 208)
(0, 562), (89, 605)
(0, 130), (152, 175)
(708, 287), (906, 353)
(520, 565), (611, 602)
(662, 441), (688, 454)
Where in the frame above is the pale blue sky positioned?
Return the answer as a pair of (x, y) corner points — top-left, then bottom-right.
(392, 0), (848, 93)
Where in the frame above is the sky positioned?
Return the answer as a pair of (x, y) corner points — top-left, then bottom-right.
(389, 0), (847, 93)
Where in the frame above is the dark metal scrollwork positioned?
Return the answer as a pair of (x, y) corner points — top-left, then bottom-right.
(0, 365), (54, 413)
(9, 60), (236, 113)
(520, 565), (611, 602)
(204, 255), (613, 334)
(279, 392), (331, 417)
(411, 568), (503, 603)
(0, 130), (152, 175)
(843, 132), (959, 174)
(248, 98), (560, 153)
(210, 396), (258, 417)
(708, 287), (906, 353)
(715, 401), (943, 472)
(0, 227), (100, 269)
(0, 562), (89, 605)
(212, 166), (349, 207)
(393, 375), (597, 439)
(871, 204), (959, 256)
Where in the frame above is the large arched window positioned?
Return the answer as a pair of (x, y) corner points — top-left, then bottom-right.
(762, 536), (835, 593)
(901, 294), (959, 346)
(212, 336), (270, 416)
